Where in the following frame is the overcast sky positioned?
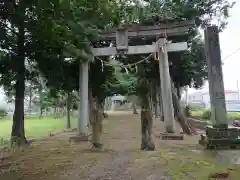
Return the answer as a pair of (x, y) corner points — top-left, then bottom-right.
(188, 0), (240, 94)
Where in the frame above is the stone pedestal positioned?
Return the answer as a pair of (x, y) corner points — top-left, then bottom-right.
(160, 133), (184, 140)
(199, 125), (240, 149)
(69, 134), (89, 143)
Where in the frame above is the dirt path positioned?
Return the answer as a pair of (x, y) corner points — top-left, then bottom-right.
(1, 112), (240, 180)
(60, 112), (169, 180)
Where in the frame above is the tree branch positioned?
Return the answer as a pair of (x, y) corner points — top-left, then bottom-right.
(0, 20), (18, 36)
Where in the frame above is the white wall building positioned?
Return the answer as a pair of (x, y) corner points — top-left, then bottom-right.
(187, 89), (240, 112)
(189, 90), (239, 102)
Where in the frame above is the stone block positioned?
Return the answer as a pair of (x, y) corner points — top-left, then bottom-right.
(205, 125), (240, 139)
(199, 126), (240, 149)
(69, 134), (89, 143)
(206, 138), (240, 149)
(160, 133), (184, 140)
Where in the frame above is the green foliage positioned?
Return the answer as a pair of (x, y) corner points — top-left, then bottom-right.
(39, 91), (50, 111)
(200, 110), (240, 121)
(228, 113), (240, 120)
(0, 108), (7, 119)
(0, 0), (120, 93)
(184, 105), (191, 117)
(191, 110), (240, 121)
(188, 103), (205, 111)
(111, 72), (138, 96)
(170, 36), (207, 88)
(201, 110), (211, 120)
(138, 0), (235, 30)
(190, 110), (204, 118)
(89, 58), (118, 102)
(120, 0), (235, 90)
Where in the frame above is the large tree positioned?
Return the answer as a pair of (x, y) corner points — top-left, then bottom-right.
(0, 0), (119, 145)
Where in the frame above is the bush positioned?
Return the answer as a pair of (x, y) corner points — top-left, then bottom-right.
(184, 105), (191, 117)
(0, 108), (7, 119)
(191, 109), (240, 121)
(190, 110), (203, 118)
(188, 104), (205, 111)
(228, 113), (240, 120)
(202, 110), (211, 120)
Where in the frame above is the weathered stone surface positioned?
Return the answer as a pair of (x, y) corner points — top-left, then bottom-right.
(200, 125), (240, 149)
(160, 133), (184, 140)
(233, 120), (240, 127)
(206, 125), (240, 138)
(69, 134), (89, 142)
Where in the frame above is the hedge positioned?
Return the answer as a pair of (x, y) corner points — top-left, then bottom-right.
(190, 110), (240, 120)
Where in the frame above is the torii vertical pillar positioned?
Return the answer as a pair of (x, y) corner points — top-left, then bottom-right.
(158, 39), (175, 133)
(199, 26), (240, 149)
(204, 26), (228, 126)
(77, 62), (89, 139)
(158, 78), (164, 121)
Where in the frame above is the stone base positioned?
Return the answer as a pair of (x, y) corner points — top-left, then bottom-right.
(160, 133), (184, 140)
(199, 125), (240, 149)
(69, 134), (89, 143)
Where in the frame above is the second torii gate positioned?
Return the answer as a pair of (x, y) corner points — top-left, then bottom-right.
(77, 20), (195, 137)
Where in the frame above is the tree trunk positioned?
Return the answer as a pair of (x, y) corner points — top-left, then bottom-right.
(151, 83), (159, 118)
(154, 93), (159, 118)
(176, 83), (181, 100)
(39, 88), (44, 118)
(132, 102), (138, 114)
(54, 106), (57, 118)
(40, 107), (43, 118)
(66, 93), (71, 129)
(11, 11), (27, 146)
(29, 82), (32, 114)
(171, 82), (196, 135)
(140, 93), (155, 151)
(99, 102), (104, 134)
(89, 90), (103, 150)
(148, 82), (154, 113)
(158, 86), (164, 121)
(101, 101), (107, 118)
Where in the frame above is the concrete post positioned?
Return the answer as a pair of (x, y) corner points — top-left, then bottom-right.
(204, 26), (228, 126)
(77, 62), (89, 136)
(158, 39), (175, 133)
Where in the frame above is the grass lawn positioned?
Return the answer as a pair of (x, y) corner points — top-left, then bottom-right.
(190, 110), (203, 118)
(0, 116), (77, 141)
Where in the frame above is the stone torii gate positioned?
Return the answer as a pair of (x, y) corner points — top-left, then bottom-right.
(76, 20), (195, 138)
(76, 21), (240, 149)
